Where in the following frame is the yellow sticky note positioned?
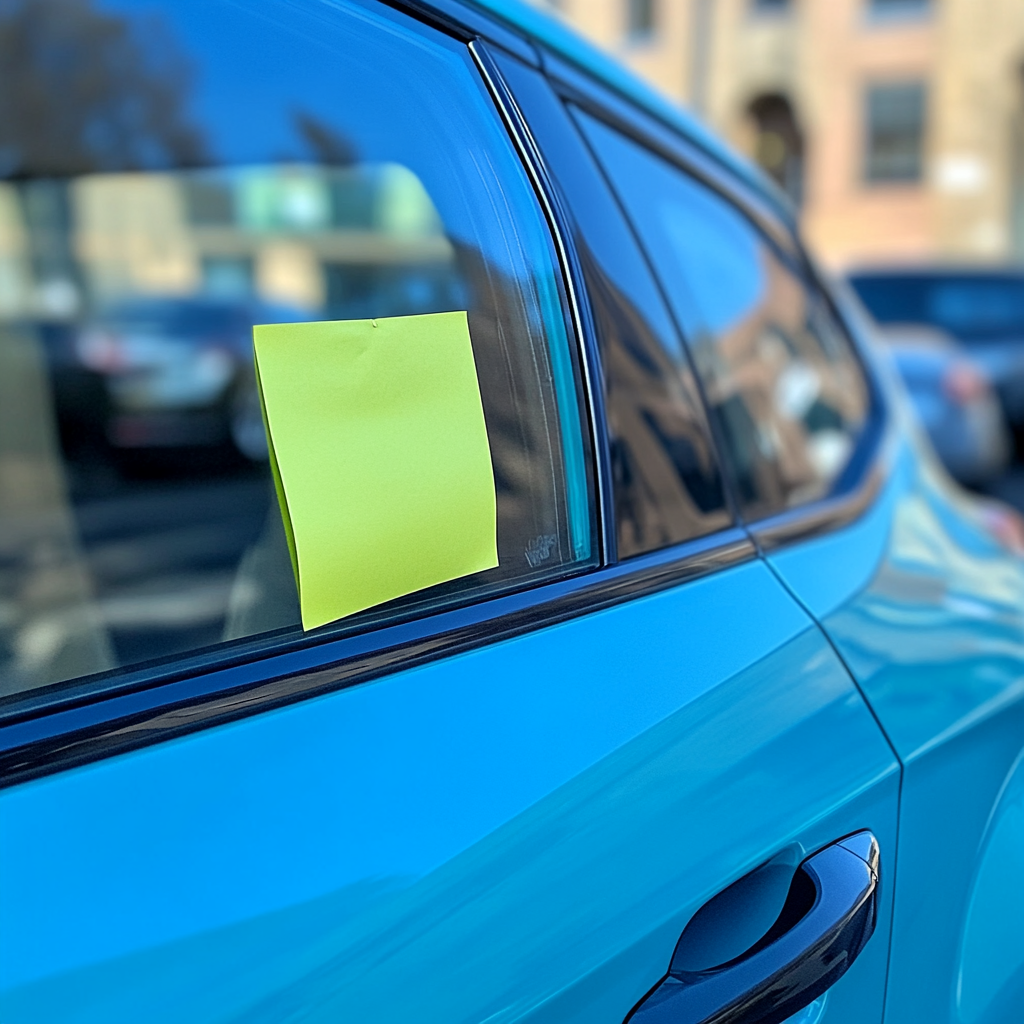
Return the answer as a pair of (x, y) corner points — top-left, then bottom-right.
(253, 311), (498, 630)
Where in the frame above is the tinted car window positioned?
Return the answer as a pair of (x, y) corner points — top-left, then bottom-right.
(578, 110), (869, 519)
(0, 0), (593, 697)
(491, 53), (731, 560)
(850, 272), (1024, 342)
(585, 246), (731, 556)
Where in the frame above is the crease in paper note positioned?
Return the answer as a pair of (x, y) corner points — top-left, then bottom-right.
(253, 311), (498, 630)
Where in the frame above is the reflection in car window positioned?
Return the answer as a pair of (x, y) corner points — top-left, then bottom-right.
(489, 52), (732, 560)
(580, 246), (731, 557)
(0, 0), (593, 697)
(577, 111), (869, 520)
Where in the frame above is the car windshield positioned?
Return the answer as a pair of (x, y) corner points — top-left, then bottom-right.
(850, 273), (1024, 343)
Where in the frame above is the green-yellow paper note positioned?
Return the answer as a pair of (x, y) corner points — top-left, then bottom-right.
(253, 311), (498, 630)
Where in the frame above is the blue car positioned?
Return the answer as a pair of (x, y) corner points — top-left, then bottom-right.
(1, 2), (1022, 1024)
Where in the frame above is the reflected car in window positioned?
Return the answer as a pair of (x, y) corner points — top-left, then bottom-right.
(73, 296), (302, 459)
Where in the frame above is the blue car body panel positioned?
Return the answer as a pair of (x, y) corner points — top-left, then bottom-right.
(0, 561), (898, 1023)
(766, 352), (1024, 1023)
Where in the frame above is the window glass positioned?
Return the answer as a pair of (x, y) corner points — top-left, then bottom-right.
(850, 273), (1024, 343)
(926, 280), (1024, 340)
(865, 82), (927, 183)
(490, 54), (730, 561)
(867, 0), (931, 19)
(0, 0), (593, 697)
(625, 0), (656, 42)
(577, 110), (870, 520)
(583, 242), (731, 557)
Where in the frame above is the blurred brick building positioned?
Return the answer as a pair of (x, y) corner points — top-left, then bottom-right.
(536, 0), (1024, 270)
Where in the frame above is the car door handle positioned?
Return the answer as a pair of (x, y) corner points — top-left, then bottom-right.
(625, 833), (880, 1024)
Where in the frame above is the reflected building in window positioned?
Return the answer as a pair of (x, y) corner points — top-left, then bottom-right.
(64, 163), (456, 320)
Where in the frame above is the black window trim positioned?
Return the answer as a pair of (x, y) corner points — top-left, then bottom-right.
(377, 0), (539, 63)
(540, 56), (893, 553)
(0, 4), (758, 788)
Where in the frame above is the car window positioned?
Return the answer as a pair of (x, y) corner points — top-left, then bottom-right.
(577, 110), (870, 520)
(850, 273), (1024, 342)
(490, 54), (731, 561)
(586, 242), (733, 558)
(926, 279), (1024, 338)
(0, 0), (594, 698)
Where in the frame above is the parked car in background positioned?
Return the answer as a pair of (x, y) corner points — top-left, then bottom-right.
(848, 267), (1024, 437)
(72, 297), (303, 461)
(873, 323), (1010, 486)
(2, 3), (1024, 1024)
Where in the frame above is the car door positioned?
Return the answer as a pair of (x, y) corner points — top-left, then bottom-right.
(1, 3), (897, 1023)
(574, 73), (1024, 1024)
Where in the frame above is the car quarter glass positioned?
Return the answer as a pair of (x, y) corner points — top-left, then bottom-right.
(576, 109), (871, 521)
(0, 0), (593, 701)
(491, 51), (731, 560)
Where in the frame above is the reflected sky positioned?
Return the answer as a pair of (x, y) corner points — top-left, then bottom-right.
(659, 181), (765, 337)
(85, 0), (527, 266)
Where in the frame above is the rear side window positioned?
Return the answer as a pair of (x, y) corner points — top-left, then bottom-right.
(490, 55), (730, 561)
(578, 111), (870, 521)
(587, 245), (732, 558)
(0, 0), (593, 698)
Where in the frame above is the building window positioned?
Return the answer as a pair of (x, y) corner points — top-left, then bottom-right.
(626, 0), (656, 42)
(865, 82), (927, 183)
(867, 0), (932, 20)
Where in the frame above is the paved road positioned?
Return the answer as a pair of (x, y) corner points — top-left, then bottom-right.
(0, 451), (288, 694)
